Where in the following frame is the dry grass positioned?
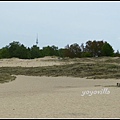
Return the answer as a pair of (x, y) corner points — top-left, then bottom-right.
(1, 57), (120, 83)
(0, 73), (16, 83)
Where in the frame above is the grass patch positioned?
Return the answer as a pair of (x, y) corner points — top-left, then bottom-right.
(0, 73), (16, 84)
(0, 62), (120, 80)
(1, 57), (120, 82)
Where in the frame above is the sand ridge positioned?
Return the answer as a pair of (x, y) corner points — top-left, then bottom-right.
(0, 57), (70, 67)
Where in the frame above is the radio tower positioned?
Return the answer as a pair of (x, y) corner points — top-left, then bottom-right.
(36, 33), (38, 46)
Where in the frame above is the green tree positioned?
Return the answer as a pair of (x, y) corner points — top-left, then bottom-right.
(69, 43), (81, 58)
(63, 44), (71, 57)
(7, 41), (30, 59)
(30, 45), (41, 59)
(8, 41), (21, 58)
(17, 44), (30, 59)
(63, 43), (81, 58)
(101, 42), (114, 56)
(58, 48), (66, 58)
(42, 45), (59, 56)
(51, 45), (59, 56)
(42, 46), (52, 56)
(85, 40), (104, 57)
(0, 46), (10, 58)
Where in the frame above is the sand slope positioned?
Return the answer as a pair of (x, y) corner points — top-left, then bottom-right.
(0, 57), (68, 67)
(0, 75), (120, 118)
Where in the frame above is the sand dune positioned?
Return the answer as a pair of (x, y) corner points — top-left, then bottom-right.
(0, 75), (120, 118)
(0, 57), (120, 118)
(0, 57), (68, 67)
(0, 56), (119, 67)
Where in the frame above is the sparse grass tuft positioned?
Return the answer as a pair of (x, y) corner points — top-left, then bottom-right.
(0, 73), (16, 83)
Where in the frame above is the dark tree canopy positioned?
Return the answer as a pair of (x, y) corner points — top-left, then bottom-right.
(101, 42), (114, 56)
(85, 40), (104, 57)
(0, 40), (118, 59)
(30, 45), (41, 59)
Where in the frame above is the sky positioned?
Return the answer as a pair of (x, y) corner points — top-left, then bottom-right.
(0, 1), (120, 51)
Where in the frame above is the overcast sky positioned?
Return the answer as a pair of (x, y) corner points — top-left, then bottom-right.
(0, 1), (120, 51)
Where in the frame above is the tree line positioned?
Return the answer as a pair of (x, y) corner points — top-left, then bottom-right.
(0, 40), (119, 59)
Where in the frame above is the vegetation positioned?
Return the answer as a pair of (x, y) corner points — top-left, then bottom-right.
(0, 73), (16, 83)
(1, 57), (120, 80)
(0, 40), (116, 59)
(0, 40), (118, 83)
(101, 42), (114, 56)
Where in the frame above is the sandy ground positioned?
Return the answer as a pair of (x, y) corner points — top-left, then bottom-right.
(0, 75), (120, 118)
(0, 57), (120, 118)
(0, 57), (119, 67)
(0, 57), (69, 67)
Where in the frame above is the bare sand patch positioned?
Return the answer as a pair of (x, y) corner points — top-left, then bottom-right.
(0, 57), (120, 68)
(0, 75), (119, 118)
(0, 57), (68, 67)
(0, 57), (120, 118)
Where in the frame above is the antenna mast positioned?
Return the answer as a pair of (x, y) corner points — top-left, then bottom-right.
(36, 33), (38, 46)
